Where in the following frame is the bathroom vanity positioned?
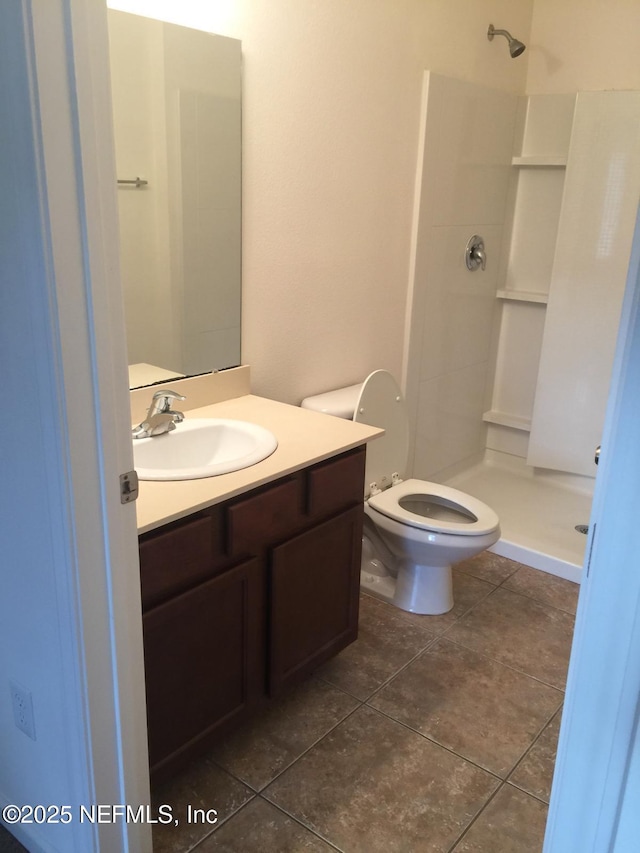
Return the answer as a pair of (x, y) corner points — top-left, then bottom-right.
(132, 370), (381, 781)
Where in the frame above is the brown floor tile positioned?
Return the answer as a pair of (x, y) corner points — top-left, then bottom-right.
(264, 705), (499, 853)
(370, 639), (563, 777)
(446, 588), (575, 689)
(145, 560), (573, 853)
(452, 783), (548, 852)
(197, 797), (334, 851)
(0, 826), (28, 853)
(509, 709), (562, 802)
(315, 593), (435, 699)
(455, 551), (521, 585)
(504, 566), (580, 615)
(209, 677), (358, 791)
(151, 758), (254, 853)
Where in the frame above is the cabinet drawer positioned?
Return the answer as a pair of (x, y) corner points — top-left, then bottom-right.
(306, 446), (366, 519)
(139, 511), (225, 610)
(226, 477), (302, 556)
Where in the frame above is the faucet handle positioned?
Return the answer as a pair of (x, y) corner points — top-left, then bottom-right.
(150, 389), (186, 415)
(132, 389), (187, 439)
(152, 388), (186, 404)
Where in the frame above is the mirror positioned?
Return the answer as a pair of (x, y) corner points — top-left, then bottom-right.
(107, 10), (242, 389)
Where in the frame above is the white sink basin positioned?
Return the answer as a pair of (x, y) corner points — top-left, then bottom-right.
(133, 418), (278, 481)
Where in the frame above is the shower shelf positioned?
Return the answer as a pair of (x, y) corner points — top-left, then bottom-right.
(511, 156), (567, 167)
(496, 289), (549, 304)
(483, 410), (532, 432)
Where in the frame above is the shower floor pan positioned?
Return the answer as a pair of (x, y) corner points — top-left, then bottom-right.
(442, 457), (592, 584)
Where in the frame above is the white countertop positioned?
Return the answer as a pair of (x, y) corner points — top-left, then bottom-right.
(128, 362), (185, 389)
(135, 394), (382, 534)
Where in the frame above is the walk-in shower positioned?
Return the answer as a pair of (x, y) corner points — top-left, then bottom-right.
(405, 72), (640, 585)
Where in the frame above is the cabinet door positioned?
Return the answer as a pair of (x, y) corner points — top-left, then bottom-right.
(143, 557), (263, 776)
(269, 507), (362, 694)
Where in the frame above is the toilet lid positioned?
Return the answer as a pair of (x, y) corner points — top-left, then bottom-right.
(354, 370), (409, 495)
(368, 479), (500, 536)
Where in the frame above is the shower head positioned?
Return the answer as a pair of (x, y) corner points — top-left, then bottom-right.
(487, 23), (526, 58)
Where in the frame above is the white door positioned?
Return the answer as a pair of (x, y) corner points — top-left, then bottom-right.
(1, 1), (150, 850)
(544, 204), (640, 850)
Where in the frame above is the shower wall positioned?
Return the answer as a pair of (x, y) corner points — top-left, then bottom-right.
(407, 78), (640, 493)
(484, 94), (575, 470)
(404, 72), (518, 480)
(484, 92), (640, 483)
(526, 92), (640, 476)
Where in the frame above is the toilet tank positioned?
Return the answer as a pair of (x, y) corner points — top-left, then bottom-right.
(302, 371), (410, 495)
(300, 383), (362, 420)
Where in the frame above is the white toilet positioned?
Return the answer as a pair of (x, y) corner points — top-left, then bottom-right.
(301, 370), (500, 615)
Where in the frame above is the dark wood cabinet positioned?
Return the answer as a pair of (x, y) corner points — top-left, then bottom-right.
(269, 506), (362, 694)
(143, 557), (263, 774)
(139, 445), (366, 780)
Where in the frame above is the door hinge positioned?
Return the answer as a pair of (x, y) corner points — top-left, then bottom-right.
(120, 470), (139, 504)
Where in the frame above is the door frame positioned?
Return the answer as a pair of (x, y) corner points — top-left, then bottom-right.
(1, 1), (150, 850)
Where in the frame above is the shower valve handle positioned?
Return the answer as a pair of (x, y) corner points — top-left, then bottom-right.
(465, 235), (486, 271)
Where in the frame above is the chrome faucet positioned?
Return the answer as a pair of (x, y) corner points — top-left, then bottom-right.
(132, 389), (186, 439)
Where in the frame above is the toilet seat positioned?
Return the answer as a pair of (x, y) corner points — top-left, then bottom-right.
(302, 369), (501, 615)
(367, 478), (500, 536)
(354, 371), (498, 536)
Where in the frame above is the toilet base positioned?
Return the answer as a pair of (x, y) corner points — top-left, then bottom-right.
(360, 559), (454, 615)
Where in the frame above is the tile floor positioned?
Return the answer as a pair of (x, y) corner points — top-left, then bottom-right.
(0, 553), (578, 853)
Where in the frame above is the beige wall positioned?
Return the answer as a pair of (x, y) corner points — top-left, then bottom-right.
(108, 0), (534, 403)
(105, 0), (640, 409)
(527, 0), (640, 93)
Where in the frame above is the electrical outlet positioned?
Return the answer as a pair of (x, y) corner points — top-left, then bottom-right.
(10, 680), (36, 741)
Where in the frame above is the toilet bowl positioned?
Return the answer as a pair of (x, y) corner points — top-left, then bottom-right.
(301, 370), (500, 615)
